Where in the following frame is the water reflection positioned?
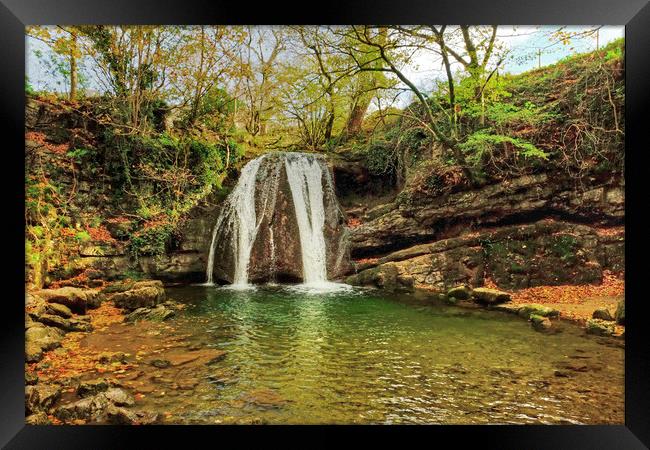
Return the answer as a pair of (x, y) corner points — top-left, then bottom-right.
(166, 285), (624, 424)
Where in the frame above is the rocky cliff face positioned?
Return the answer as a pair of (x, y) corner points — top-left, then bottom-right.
(350, 173), (624, 259)
(347, 220), (623, 292)
(344, 169), (624, 293)
(137, 198), (223, 282)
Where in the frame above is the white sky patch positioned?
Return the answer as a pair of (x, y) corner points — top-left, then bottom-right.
(396, 25), (623, 107)
(26, 25), (624, 108)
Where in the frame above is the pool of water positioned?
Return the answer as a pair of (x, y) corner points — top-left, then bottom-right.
(89, 285), (624, 424)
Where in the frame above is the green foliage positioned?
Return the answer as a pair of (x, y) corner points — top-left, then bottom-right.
(484, 102), (558, 128)
(460, 130), (548, 165)
(364, 139), (399, 176)
(549, 235), (578, 263)
(25, 78), (35, 95)
(74, 230), (91, 242)
(66, 147), (94, 163)
(128, 223), (175, 258)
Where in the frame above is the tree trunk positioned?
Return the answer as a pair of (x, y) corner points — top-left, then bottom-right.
(345, 98), (370, 138)
(69, 32), (78, 100)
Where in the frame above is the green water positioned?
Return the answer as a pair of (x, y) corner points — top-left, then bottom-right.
(143, 285), (624, 424)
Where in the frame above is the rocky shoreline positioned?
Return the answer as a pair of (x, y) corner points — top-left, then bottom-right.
(26, 280), (188, 425)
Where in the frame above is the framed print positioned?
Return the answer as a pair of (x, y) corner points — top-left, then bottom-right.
(1, 0), (648, 447)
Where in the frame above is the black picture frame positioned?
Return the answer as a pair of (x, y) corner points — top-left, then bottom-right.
(2, 0), (648, 447)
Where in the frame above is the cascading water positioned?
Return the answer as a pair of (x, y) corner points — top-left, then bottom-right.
(205, 152), (351, 288)
(206, 156), (265, 286)
(284, 156), (328, 285)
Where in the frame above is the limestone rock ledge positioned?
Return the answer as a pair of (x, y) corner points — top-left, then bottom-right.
(347, 220), (623, 292)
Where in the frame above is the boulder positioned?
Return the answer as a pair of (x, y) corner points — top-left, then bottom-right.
(472, 288), (511, 305)
(25, 384), (62, 414)
(54, 393), (110, 422)
(25, 326), (64, 362)
(106, 404), (160, 425)
(77, 379), (109, 398)
(517, 304), (560, 319)
(109, 282), (166, 311)
(26, 412), (51, 425)
(615, 299), (625, 325)
(44, 302), (73, 318)
(104, 388), (135, 407)
(33, 287), (99, 314)
(33, 314), (93, 333)
(447, 285), (471, 300)
(530, 314), (553, 332)
(346, 264), (413, 292)
(592, 308), (614, 321)
(586, 319), (615, 336)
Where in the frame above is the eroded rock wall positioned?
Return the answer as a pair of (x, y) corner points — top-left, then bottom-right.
(347, 220), (624, 292)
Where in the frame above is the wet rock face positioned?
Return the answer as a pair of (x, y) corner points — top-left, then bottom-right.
(210, 153), (352, 284)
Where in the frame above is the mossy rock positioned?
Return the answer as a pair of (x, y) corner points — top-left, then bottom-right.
(517, 304), (560, 319)
(530, 314), (553, 332)
(472, 287), (511, 305)
(586, 319), (615, 336)
(592, 308), (614, 321)
(447, 285), (471, 300)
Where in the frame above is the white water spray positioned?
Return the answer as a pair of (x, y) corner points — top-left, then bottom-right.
(284, 156), (328, 285)
(206, 156), (265, 286)
(206, 152), (348, 289)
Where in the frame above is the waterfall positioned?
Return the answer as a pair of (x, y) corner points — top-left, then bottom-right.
(284, 155), (328, 284)
(206, 152), (349, 287)
(206, 156), (265, 286)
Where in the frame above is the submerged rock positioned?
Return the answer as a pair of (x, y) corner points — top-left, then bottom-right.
(517, 304), (560, 319)
(98, 352), (128, 364)
(149, 359), (171, 369)
(471, 288), (511, 305)
(586, 319), (615, 336)
(239, 388), (288, 410)
(530, 314), (553, 332)
(125, 304), (175, 322)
